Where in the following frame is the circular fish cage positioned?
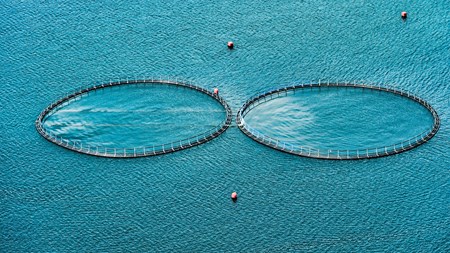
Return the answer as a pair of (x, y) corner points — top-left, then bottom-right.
(36, 78), (232, 158)
(236, 82), (440, 160)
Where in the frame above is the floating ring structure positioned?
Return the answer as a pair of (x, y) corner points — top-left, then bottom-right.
(36, 78), (232, 158)
(236, 82), (440, 160)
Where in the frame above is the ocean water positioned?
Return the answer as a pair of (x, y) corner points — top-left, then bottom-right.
(42, 84), (226, 148)
(244, 87), (435, 150)
(1, 0), (449, 252)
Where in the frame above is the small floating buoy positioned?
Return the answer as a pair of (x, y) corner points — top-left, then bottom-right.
(214, 88), (219, 96)
(227, 41), (234, 49)
(401, 12), (407, 19)
(231, 192), (237, 201)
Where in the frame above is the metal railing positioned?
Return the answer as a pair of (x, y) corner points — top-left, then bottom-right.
(36, 78), (232, 158)
(236, 81), (440, 160)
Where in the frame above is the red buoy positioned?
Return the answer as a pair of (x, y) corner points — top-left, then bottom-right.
(231, 192), (237, 200)
(401, 12), (407, 19)
(214, 88), (219, 96)
(227, 41), (234, 49)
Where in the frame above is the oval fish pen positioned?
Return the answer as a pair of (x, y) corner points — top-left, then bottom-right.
(36, 78), (232, 158)
(236, 82), (440, 160)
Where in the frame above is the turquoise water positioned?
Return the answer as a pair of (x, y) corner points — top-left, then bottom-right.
(1, 1), (449, 252)
(244, 87), (435, 150)
(42, 84), (226, 148)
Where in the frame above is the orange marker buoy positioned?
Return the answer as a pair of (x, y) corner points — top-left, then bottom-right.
(227, 41), (234, 49)
(231, 192), (237, 201)
(214, 88), (219, 96)
(401, 12), (407, 19)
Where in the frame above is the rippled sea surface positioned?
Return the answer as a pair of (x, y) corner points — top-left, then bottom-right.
(1, 1), (449, 252)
